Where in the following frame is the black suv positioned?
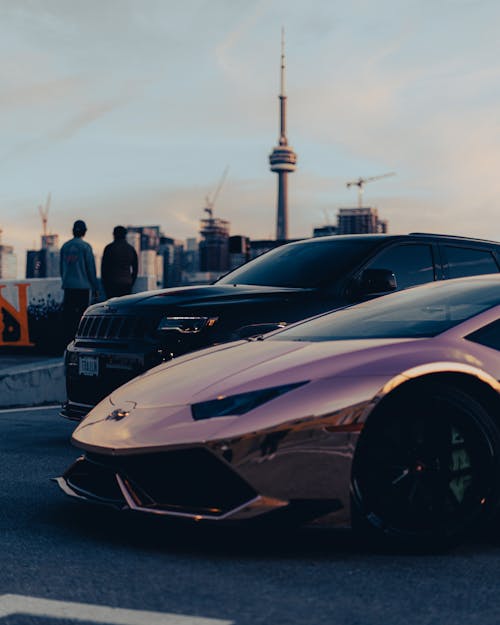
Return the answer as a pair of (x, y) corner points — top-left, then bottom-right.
(62, 233), (500, 420)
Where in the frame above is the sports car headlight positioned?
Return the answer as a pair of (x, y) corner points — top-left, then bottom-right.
(191, 381), (308, 420)
(157, 316), (218, 333)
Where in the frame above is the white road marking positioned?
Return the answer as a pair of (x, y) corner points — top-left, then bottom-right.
(0, 404), (60, 414)
(0, 594), (233, 624)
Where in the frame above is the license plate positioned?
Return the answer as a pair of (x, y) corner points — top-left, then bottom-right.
(79, 355), (99, 377)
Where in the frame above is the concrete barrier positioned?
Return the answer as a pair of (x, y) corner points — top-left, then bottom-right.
(0, 357), (65, 409)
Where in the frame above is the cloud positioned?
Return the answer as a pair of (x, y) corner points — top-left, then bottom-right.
(0, 75), (83, 109)
(0, 76), (151, 163)
(215, 0), (272, 77)
(0, 99), (119, 163)
(50, 100), (124, 142)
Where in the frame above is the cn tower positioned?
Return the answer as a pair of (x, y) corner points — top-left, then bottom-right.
(269, 30), (297, 240)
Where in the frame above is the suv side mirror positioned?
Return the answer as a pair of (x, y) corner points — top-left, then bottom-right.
(359, 268), (397, 295)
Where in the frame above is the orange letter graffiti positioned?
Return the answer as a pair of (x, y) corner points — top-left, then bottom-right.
(0, 283), (34, 346)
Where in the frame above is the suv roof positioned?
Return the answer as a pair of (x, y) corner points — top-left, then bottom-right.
(409, 232), (500, 245)
(287, 233), (499, 247)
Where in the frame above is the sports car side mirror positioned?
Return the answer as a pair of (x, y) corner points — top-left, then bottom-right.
(359, 268), (397, 296)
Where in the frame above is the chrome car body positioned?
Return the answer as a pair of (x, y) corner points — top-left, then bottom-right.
(58, 276), (500, 536)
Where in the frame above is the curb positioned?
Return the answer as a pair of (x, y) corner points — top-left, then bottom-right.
(0, 359), (65, 409)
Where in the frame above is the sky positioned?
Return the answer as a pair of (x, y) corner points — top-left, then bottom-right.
(1, 0), (500, 276)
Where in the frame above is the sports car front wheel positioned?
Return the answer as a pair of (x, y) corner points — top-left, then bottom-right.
(351, 383), (500, 551)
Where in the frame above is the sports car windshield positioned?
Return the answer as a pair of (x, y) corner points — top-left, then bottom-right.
(272, 279), (500, 341)
(216, 238), (380, 288)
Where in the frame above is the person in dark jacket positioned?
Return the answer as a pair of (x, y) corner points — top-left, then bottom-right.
(60, 219), (99, 345)
(101, 226), (138, 299)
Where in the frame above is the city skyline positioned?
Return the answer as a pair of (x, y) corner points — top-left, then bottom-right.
(2, 0), (500, 277)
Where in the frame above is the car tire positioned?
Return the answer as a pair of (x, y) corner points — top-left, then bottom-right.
(351, 382), (500, 552)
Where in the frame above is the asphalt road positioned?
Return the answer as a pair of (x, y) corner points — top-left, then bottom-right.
(2, 406), (500, 625)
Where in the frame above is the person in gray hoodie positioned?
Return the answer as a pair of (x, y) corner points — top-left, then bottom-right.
(60, 219), (99, 345)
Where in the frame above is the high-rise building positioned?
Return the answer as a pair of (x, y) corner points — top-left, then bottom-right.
(0, 247), (17, 279)
(140, 250), (158, 278)
(229, 235), (250, 270)
(183, 237), (200, 274)
(124, 225), (188, 289)
(43, 233), (60, 277)
(127, 226), (161, 252)
(199, 211), (230, 272)
(126, 226), (162, 281)
(42, 234), (59, 250)
(337, 208), (388, 235)
(269, 31), (297, 241)
(0, 230), (17, 279)
(126, 231), (141, 258)
(26, 229), (60, 279)
(25, 194), (60, 278)
(26, 247), (59, 278)
(313, 224), (337, 237)
(159, 235), (184, 287)
(26, 250), (46, 279)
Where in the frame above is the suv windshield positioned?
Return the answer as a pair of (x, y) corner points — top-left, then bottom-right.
(216, 238), (381, 288)
(272, 278), (500, 340)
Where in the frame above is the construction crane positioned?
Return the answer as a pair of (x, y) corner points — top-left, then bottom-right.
(346, 172), (395, 208)
(204, 167), (229, 218)
(38, 192), (51, 236)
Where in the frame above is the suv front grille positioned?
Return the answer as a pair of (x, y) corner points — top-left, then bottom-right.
(77, 315), (150, 340)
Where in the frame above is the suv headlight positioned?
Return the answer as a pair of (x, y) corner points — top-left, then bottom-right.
(191, 381), (308, 420)
(157, 316), (218, 333)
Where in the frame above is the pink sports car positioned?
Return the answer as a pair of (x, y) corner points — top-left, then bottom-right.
(58, 275), (500, 549)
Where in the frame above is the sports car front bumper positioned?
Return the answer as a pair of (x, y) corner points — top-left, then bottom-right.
(57, 415), (363, 527)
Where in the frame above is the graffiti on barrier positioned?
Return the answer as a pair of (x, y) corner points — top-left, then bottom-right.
(0, 283), (34, 346)
(0, 279), (64, 353)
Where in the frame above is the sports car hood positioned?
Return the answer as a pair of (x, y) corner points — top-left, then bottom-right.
(73, 335), (475, 453)
(100, 337), (420, 407)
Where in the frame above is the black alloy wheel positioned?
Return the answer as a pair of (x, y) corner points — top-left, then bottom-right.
(351, 382), (500, 551)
